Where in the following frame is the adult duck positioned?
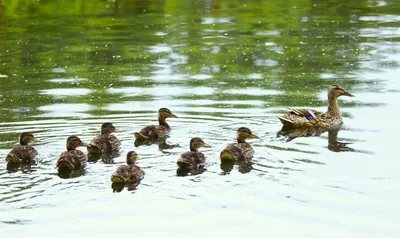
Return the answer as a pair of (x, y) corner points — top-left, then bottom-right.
(278, 84), (354, 128)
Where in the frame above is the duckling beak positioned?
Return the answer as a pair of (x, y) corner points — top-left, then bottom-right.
(169, 114), (178, 118)
(33, 138), (40, 142)
(113, 128), (120, 133)
(80, 141), (88, 147)
(343, 90), (354, 97)
(249, 134), (259, 139)
(202, 143), (211, 148)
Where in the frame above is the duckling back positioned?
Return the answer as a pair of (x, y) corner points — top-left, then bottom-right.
(57, 150), (87, 172)
(6, 145), (38, 164)
(111, 165), (144, 184)
(88, 134), (120, 154)
(177, 151), (206, 170)
(220, 143), (254, 162)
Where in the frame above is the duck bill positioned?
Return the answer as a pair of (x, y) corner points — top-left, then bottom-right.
(113, 128), (120, 133)
(202, 143), (211, 148)
(169, 114), (178, 118)
(343, 90), (354, 97)
(249, 134), (259, 139)
(80, 142), (88, 147)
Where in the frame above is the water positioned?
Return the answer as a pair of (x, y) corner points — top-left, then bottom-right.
(1, 0), (400, 237)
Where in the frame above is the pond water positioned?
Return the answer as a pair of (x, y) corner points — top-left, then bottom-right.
(1, 0), (400, 237)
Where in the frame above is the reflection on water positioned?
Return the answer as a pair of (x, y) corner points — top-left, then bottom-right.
(277, 124), (356, 153)
(1, 0), (400, 237)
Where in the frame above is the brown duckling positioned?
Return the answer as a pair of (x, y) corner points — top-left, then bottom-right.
(87, 122), (121, 154)
(279, 84), (354, 128)
(177, 137), (210, 171)
(134, 108), (177, 140)
(220, 127), (259, 162)
(57, 136), (88, 172)
(6, 132), (38, 165)
(111, 151), (144, 184)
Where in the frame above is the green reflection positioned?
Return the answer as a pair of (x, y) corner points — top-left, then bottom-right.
(0, 0), (397, 122)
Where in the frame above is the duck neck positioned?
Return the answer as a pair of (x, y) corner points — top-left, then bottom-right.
(236, 137), (246, 143)
(66, 146), (75, 151)
(190, 145), (198, 152)
(158, 116), (170, 129)
(327, 94), (342, 118)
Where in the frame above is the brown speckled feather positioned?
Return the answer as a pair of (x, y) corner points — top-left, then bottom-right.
(177, 151), (206, 170)
(279, 108), (342, 128)
(57, 150), (87, 170)
(88, 134), (121, 154)
(6, 145), (38, 164)
(220, 142), (254, 161)
(111, 165), (144, 183)
(135, 125), (170, 140)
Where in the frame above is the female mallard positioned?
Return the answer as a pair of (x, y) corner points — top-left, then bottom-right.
(6, 132), (38, 165)
(87, 122), (121, 154)
(56, 136), (88, 173)
(278, 84), (354, 128)
(111, 151), (144, 184)
(134, 108), (177, 140)
(220, 127), (259, 162)
(177, 137), (210, 171)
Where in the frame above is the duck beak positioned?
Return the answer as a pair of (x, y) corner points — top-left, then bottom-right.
(113, 128), (120, 133)
(343, 90), (354, 97)
(249, 134), (259, 139)
(169, 114), (178, 118)
(33, 138), (40, 142)
(202, 142), (211, 148)
(80, 141), (88, 147)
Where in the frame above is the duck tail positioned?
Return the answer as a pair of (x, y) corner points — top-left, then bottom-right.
(220, 150), (235, 162)
(134, 132), (148, 140)
(177, 161), (191, 170)
(278, 116), (295, 127)
(57, 161), (74, 173)
(111, 175), (126, 183)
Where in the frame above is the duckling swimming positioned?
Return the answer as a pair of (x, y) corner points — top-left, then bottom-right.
(56, 136), (88, 173)
(134, 108), (177, 140)
(177, 137), (209, 172)
(220, 127), (259, 162)
(87, 122), (121, 155)
(279, 84), (354, 128)
(6, 132), (38, 165)
(111, 151), (144, 184)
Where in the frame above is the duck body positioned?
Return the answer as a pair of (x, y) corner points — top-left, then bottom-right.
(111, 164), (144, 184)
(220, 127), (259, 162)
(57, 136), (88, 173)
(134, 108), (177, 140)
(111, 151), (144, 184)
(176, 138), (209, 176)
(6, 132), (38, 165)
(87, 123), (121, 154)
(279, 84), (354, 128)
(220, 142), (254, 162)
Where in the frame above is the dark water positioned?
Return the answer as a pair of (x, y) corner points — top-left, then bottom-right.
(1, 0), (400, 237)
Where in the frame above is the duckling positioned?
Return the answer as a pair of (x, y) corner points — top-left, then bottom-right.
(177, 137), (210, 171)
(220, 127), (259, 162)
(111, 151), (144, 184)
(87, 122), (121, 154)
(5, 132), (38, 165)
(56, 136), (88, 173)
(279, 84), (354, 128)
(134, 108), (177, 140)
